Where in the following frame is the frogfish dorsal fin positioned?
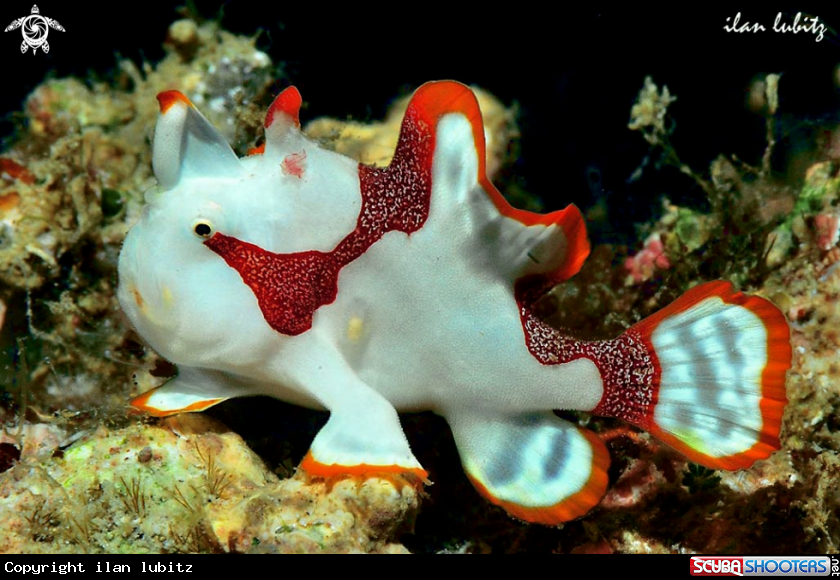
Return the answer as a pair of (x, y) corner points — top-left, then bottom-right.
(153, 91), (243, 189)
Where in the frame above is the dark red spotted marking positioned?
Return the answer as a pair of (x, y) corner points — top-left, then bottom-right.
(514, 276), (659, 427)
(204, 105), (433, 336)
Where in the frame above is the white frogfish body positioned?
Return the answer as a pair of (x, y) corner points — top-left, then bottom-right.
(118, 82), (791, 524)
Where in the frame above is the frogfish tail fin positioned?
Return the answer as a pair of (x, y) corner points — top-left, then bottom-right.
(592, 280), (790, 470)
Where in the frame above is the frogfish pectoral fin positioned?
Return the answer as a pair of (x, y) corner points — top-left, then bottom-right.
(129, 368), (240, 417)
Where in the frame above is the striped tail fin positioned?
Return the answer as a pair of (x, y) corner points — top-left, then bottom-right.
(594, 281), (790, 470)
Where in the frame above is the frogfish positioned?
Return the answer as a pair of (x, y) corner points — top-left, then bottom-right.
(118, 81), (791, 524)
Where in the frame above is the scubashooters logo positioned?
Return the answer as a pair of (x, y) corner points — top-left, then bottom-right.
(692, 558), (744, 577)
(4, 5), (64, 54)
(691, 556), (835, 577)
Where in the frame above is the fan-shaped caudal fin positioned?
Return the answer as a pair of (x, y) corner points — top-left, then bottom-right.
(447, 411), (609, 525)
(406, 81), (590, 283)
(153, 91), (243, 190)
(593, 281), (791, 470)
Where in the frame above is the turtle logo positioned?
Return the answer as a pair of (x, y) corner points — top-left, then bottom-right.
(5, 5), (64, 54)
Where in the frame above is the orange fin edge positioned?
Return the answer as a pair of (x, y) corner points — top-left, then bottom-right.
(129, 388), (226, 418)
(299, 451), (429, 483)
(406, 80), (590, 282)
(467, 428), (609, 525)
(156, 90), (193, 114)
(634, 281), (791, 470)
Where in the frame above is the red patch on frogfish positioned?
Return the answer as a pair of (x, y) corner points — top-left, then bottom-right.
(203, 107), (434, 336)
(281, 151), (307, 178)
(157, 90), (192, 114)
(514, 276), (658, 426)
(265, 86), (302, 129)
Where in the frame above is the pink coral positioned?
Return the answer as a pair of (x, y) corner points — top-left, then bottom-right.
(624, 233), (671, 284)
(814, 212), (840, 252)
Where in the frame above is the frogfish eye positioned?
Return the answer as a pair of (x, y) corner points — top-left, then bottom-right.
(192, 220), (214, 239)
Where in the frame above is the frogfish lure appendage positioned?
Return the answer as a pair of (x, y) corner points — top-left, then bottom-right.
(117, 81), (791, 525)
